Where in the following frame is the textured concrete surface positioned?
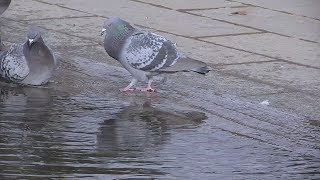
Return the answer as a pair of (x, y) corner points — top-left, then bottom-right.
(203, 33), (320, 67)
(193, 6), (320, 43)
(229, 0), (320, 20)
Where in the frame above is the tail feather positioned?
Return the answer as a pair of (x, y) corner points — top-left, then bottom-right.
(191, 65), (212, 74)
(159, 57), (211, 74)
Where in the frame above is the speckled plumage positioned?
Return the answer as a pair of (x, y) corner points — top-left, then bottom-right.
(124, 32), (179, 72)
(102, 17), (211, 92)
(0, 44), (29, 82)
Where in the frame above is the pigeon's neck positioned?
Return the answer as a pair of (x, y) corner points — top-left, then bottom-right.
(23, 37), (45, 52)
(21, 37), (55, 85)
(23, 37), (53, 65)
(104, 24), (135, 60)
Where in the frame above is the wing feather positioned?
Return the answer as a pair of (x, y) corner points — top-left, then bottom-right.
(0, 44), (29, 82)
(123, 32), (179, 72)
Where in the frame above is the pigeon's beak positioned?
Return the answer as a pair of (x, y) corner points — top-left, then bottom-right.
(28, 39), (34, 46)
(101, 28), (107, 36)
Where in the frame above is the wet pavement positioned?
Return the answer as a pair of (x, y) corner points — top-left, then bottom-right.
(0, 0), (320, 179)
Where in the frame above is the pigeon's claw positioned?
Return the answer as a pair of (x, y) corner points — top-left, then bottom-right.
(140, 87), (155, 92)
(119, 78), (137, 92)
(119, 87), (135, 92)
(139, 79), (155, 92)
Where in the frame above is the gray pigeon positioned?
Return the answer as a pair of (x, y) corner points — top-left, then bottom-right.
(101, 17), (211, 92)
(0, 25), (58, 85)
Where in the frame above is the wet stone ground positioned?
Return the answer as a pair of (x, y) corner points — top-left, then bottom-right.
(1, 0), (320, 179)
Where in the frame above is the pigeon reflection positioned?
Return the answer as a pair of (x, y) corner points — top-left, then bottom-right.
(0, 83), (74, 176)
(0, 82), (54, 124)
(0, 82), (63, 155)
(97, 101), (207, 155)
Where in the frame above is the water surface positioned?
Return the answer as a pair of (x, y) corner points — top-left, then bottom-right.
(0, 83), (319, 179)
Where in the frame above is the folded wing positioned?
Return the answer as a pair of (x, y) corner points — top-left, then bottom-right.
(123, 32), (179, 72)
(0, 44), (29, 82)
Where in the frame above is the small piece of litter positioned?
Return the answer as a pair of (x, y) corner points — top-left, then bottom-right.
(231, 10), (248, 15)
(260, 100), (270, 105)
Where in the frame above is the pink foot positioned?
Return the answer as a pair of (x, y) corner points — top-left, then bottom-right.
(119, 87), (135, 92)
(140, 87), (155, 92)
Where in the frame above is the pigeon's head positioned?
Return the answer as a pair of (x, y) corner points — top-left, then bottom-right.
(27, 25), (42, 46)
(101, 17), (132, 37)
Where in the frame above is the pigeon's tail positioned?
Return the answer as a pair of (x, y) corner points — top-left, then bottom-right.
(190, 64), (212, 75)
(159, 57), (212, 74)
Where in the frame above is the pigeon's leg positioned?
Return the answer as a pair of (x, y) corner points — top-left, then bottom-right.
(120, 78), (137, 92)
(140, 79), (155, 92)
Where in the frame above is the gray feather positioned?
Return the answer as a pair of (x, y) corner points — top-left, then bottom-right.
(124, 32), (179, 72)
(158, 57), (212, 74)
(0, 44), (29, 82)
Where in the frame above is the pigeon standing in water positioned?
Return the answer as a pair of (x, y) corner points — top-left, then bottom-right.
(101, 17), (211, 92)
(0, 25), (58, 85)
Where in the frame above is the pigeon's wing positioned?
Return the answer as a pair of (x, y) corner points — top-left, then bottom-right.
(0, 44), (29, 82)
(122, 32), (179, 72)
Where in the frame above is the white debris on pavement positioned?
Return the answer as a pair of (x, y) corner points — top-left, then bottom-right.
(260, 100), (270, 106)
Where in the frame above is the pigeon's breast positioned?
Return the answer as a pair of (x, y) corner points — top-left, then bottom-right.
(22, 42), (56, 85)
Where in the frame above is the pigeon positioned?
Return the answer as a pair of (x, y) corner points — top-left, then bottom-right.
(101, 17), (211, 92)
(0, 25), (58, 85)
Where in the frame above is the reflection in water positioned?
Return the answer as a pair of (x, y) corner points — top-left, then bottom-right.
(0, 85), (207, 178)
(1, 83), (318, 179)
(0, 84), (54, 121)
(95, 101), (207, 178)
(0, 83), (61, 178)
(97, 101), (206, 156)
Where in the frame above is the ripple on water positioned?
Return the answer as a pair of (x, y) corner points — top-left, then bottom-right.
(0, 82), (319, 179)
(0, 83), (206, 178)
